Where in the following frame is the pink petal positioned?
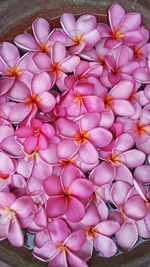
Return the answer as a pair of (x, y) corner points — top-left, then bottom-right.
(90, 161), (115, 186)
(110, 80), (133, 99)
(124, 195), (147, 220)
(114, 133), (134, 153)
(38, 91), (56, 113)
(79, 141), (99, 165)
(0, 77), (14, 95)
(7, 217), (23, 247)
(24, 136), (38, 153)
(133, 68), (150, 83)
(0, 192), (16, 208)
(61, 165), (83, 190)
(113, 99), (134, 116)
(43, 176), (63, 196)
(11, 196), (34, 218)
(60, 13), (76, 36)
(81, 204), (100, 226)
(83, 29), (100, 48)
(95, 220), (120, 236)
(66, 196), (85, 222)
(33, 52), (51, 70)
(41, 123), (54, 138)
(134, 165), (150, 184)
(14, 34), (38, 51)
(67, 252), (88, 267)
(52, 41), (66, 63)
(84, 96), (104, 113)
(48, 252), (68, 267)
(115, 221), (138, 249)
(94, 234), (117, 257)
(33, 240), (57, 261)
(123, 31), (143, 46)
(89, 127), (112, 147)
(46, 196), (68, 218)
(8, 80), (30, 100)
(60, 56), (80, 73)
(0, 151), (14, 174)
(39, 144), (59, 164)
(76, 14), (97, 34)
(108, 3), (125, 30)
(115, 164), (133, 185)
(38, 134), (48, 150)
(0, 42), (20, 67)
(136, 219), (150, 239)
(57, 139), (78, 160)
(15, 126), (33, 138)
(48, 218), (69, 244)
(120, 13), (141, 31)
(80, 113), (100, 131)
(69, 178), (93, 199)
(120, 149), (146, 168)
(111, 181), (131, 207)
(32, 72), (52, 94)
(32, 18), (50, 44)
(64, 229), (86, 251)
(56, 118), (79, 138)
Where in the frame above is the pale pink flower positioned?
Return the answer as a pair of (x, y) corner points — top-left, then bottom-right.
(60, 13), (100, 54)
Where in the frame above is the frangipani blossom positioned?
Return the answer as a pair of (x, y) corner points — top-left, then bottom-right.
(60, 13), (100, 54)
(0, 192), (34, 246)
(32, 41), (80, 88)
(98, 3), (143, 48)
(33, 219), (88, 267)
(0, 152), (14, 190)
(0, 42), (31, 95)
(133, 52), (150, 83)
(14, 17), (70, 53)
(56, 113), (112, 165)
(43, 169), (93, 222)
(15, 118), (55, 153)
(3, 72), (55, 123)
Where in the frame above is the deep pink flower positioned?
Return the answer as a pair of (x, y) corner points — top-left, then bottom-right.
(14, 17), (70, 53)
(0, 192), (34, 246)
(15, 118), (55, 153)
(43, 169), (94, 222)
(60, 13), (100, 54)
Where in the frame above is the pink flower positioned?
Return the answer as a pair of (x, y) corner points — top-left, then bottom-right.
(0, 191), (34, 246)
(43, 169), (94, 222)
(3, 72), (55, 123)
(15, 118), (55, 154)
(133, 54), (150, 83)
(0, 42), (31, 95)
(98, 3), (143, 48)
(33, 219), (88, 267)
(60, 13), (100, 54)
(32, 41), (80, 89)
(56, 113), (112, 165)
(14, 17), (70, 54)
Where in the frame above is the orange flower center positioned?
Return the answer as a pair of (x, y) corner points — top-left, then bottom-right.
(33, 128), (41, 136)
(60, 159), (75, 166)
(107, 153), (120, 166)
(134, 47), (142, 58)
(38, 43), (50, 53)
(74, 95), (83, 104)
(74, 130), (89, 144)
(85, 227), (97, 237)
(50, 63), (60, 74)
(102, 95), (113, 110)
(111, 29), (123, 40)
(6, 67), (21, 77)
(57, 243), (67, 253)
(72, 34), (83, 45)
(25, 94), (40, 105)
(134, 122), (147, 136)
(98, 55), (106, 66)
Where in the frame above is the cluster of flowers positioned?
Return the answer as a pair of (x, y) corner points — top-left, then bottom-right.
(0, 3), (150, 267)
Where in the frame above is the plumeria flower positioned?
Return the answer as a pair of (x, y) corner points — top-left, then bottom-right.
(79, 204), (120, 257)
(33, 219), (88, 267)
(14, 17), (70, 54)
(43, 168), (94, 222)
(102, 45), (139, 86)
(15, 118), (55, 154)
(0, 42), (32, 95)
(99, 132), (145, 185)
(60, 13), (100, 54)
(133, 52), (150, 83)
(2, 72), (55, 123)
(56, 113), (112, 165)
(32, 41), (80, 89)
(0, 191), (34, 246)
(60, 81), (104, 117)
(98, 3), (143, 49)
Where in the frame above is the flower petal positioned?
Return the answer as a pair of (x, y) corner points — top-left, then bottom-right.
(79, 141), (99, 164)
(14, 34), (38, 51)
(94, 234), (117, 257)
(32, 17), (50, 44)
(66, 196), (85, 222)
(46, 196), (68, 218)
(89, 127), (112, 147)
(69, 178), (93, 199)
(124, 195), (147, 220)
(115, 221), (138, 249)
